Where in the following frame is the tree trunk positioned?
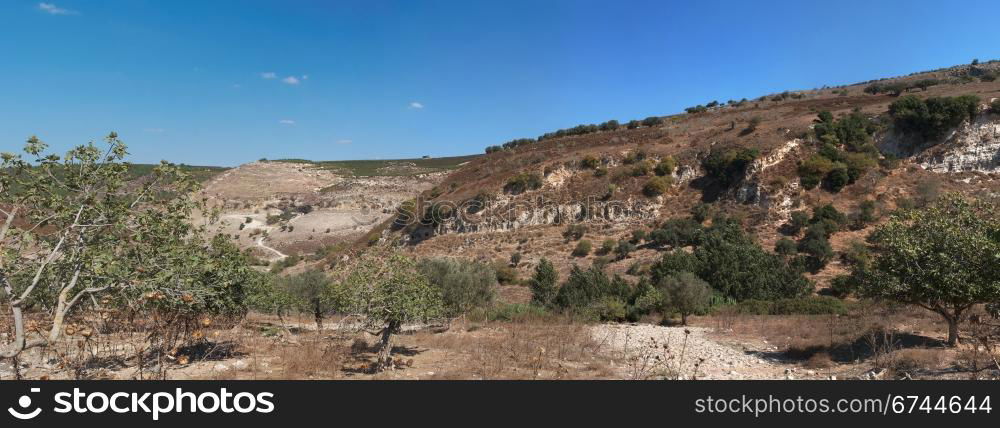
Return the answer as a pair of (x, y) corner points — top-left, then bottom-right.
(681, 313), (688, 326)
(374, 320), (400, 372)
(313, 300), (323, 331)
(946, 317), (960, 347)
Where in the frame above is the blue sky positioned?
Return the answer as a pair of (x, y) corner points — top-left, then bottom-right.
(2, 0), (998, 166)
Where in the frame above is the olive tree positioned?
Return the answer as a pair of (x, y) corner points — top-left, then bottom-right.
(1, 134), (259, 360)
(658, 272), (711, 325)
(278, 269), (333, 330)
(417, 257), (496, 317)
(330, 247), (443, 371)
(855, 195), (1000, 346)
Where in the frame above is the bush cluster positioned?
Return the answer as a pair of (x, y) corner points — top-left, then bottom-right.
(798, 111), (880, 192)
(888, 95), (980, 145)
(503, 172), (543, 193)
(702, 147), (759, 187)
(649, 219), (811, 301)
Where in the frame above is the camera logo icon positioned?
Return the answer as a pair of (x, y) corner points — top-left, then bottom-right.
(8, 388), (42, 420)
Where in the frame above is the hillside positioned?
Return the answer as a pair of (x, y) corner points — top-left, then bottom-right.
(374, 61), (1000, 294)
(195, 159), (454, 265)
(273, 154), (480, 177)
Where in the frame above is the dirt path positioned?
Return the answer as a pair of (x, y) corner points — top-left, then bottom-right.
(222, 213), (287, 261)
(255, 234), (288, 260)
(592, 324), (798, 380)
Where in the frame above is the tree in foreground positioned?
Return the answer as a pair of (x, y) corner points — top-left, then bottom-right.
(855, 195), (1000, 346)
(1, 134), (259, 361)
(658, 272), (711, 325)
(330, 247), (443, 371)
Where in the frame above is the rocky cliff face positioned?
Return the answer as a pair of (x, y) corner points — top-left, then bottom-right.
(733, 139), (801, 217)
(919, 113), (1000, 173)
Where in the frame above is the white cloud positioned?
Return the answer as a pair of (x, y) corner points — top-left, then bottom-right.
(260, 72), (277, 79)
(278, 119), (295, 125)
(38, 3), (76, 15)
(301, 75), (309, 80)
(409, 101), (424, 109)
(281, 76), (300, 85)
(336, 139), (352, 145)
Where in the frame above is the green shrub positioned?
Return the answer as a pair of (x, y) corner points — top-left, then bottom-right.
(788, 210), (810, 234)
(702, 147), (759, 187)
(641, 116), (664, 127)
(863, 83), (884, 95)
(622, 150), (647, 164)
(824, 165), (850, 192)
(642, 176), (672, 197)
(649, 218), (703, 248)
(615, 240), (636, 260)
(509, 252), (522, 266)
(849, 200), (878, 230)
(883, 82), (908, 96)
(797, 229), (834, 272)
(743, 116), (762, 134)
(600, 239), (616, 255)
(572, 239), (592, 257)
(690, 203), (713, 223)
(889, 95), (981, 143)
(839, 239), (872, 268)
(811, 204), (847, 233)
(631, 160), (652, 177)
(590, 297), (629, 322)
(774, 238), (798, 256)
(553, 265), (632, 321)
(469, 303), (550, 322)
(912, 78), (940, 91)
(580, 155), (600, 169)
(270, 253), (301, 274)
(418, 258), (497, 316)
(828, 275), (857, 298)
(504, 172), (543, 193)
(654, 156), (676, 176)
(529, 258), (558, 307)
(494, 262), (519, 285)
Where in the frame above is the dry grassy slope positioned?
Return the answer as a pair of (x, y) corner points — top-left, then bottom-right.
(392, 63), (1000, 290)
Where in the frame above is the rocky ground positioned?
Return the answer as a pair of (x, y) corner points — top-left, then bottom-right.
(592, 324), (856, 380)
(594, 324), (786, 380)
